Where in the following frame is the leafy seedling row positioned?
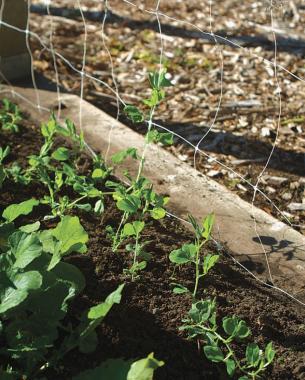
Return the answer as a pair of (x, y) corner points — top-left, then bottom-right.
(0, 68), (275, 380)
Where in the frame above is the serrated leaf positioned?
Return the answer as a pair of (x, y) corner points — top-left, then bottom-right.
(127, 353), (164, 380)
(2, 199), (39, 222)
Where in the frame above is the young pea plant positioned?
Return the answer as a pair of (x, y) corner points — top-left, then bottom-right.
(107, 149), (169, 252)
(108, 68), (173, 252)
(121, 220), (152, 281)
(169, 213), (219, 298)
(0, 98), (22, 132)
(181, 299), (276, 379)
(124, 67), (173, 182)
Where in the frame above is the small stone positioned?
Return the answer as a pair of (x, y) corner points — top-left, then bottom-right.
(266, 186), (276, 194)
(281, 192), (292, 201)
(207, 169), (221, 178)
(177, 154), (188, 162)
(290, 181), (300, 190)
(288, 203), (305, 211)
(261, 127), (270, 137)
(262, 175), (288, 186)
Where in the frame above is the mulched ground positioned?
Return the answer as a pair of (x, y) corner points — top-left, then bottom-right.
(1, 111), (305, 379)
(27, 0), (305, 234)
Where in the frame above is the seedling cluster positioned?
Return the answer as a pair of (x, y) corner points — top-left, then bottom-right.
(0, 68), (275, 380)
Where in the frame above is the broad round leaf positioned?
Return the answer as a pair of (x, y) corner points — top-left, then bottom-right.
(204, 345), (224, 363)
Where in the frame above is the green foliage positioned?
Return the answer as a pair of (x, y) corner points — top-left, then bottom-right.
(2, 198), (39, 223)
(0, 99), (22, 133)
(0, 218), (124, 378)
(73, 353), (164, 380)
(124, 105), (144, 123)
(146, 129), (173, 146)
(112, 148), (139, 164)
(181, 299), (275, 379)
(169, 214), (218, 298)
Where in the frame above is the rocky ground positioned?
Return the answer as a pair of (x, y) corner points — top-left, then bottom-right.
(28, 0), (305, 232)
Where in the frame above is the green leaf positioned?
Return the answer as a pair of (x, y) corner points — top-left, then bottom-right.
(123, 221), (145, 237)
(150, 207), (166, 220)
(202, 213), (214, 240)
(225, 359), (236, 377)
(169, 243), (196, 265)
(72, 359), (132, 380)
(51, 147), (70, 161)
(75, 203), (92, 212)
(148, 69), (172, 89)
(117, 195), (141, 214)
(52, 216), (88, 254)
(9, 232), (42, 269)
(246, 343), (260, 367)
(19, 221), (41, 233)
(189, 299), (215, 324)
(203, 254), (219, 275)
(204, 345), (224, 363)
(188, 214), (201, 240)
(171, 283), (189, 294)
(124, 105), (144, 123)
(235, 320), (251, 340)
(0, 271), (42, 313)
(88, 284), (124, 320)
(92, 168), (107, 180)
(223, 316), (238, 336)
(265, 342), (275, 363)
(94, 199), (104, 214)
(2, 198), (39, 222)
(127, 353), (164, 380)
(112, 148), (138, 164)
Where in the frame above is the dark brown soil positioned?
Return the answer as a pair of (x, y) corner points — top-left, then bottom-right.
(1, 116), (305, 380)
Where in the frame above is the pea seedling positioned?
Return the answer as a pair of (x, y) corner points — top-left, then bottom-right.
(169, 213), (219, 298)
(181, 299), (276, 379)
(0, 98), (22, 132)
(121, 220), (152, 281)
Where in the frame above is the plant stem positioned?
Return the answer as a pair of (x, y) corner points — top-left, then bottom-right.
(136, 106), (155, 182)
(131, 232), (140, 282)
(113, 211), (128, 251)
